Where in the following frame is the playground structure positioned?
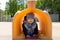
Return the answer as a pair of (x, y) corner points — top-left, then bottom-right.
(12, 0), (52, 40)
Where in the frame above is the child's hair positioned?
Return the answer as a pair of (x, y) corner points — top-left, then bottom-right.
(26, 12), (34, 19)
(23, 16), (27, 24)
(27, 12), (34, 16)
(24, 16), (27, 21)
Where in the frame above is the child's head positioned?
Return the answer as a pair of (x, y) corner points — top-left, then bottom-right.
(26, 12), (35, 23)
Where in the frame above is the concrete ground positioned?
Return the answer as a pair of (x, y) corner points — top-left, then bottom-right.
(0, 22), (60, 40)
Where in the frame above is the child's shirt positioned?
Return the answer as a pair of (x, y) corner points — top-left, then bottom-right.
(25, 22), (36, 34)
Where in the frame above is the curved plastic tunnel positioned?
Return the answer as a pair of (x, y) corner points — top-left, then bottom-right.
(12, 8), (52, 40)
(12, 0), (52, 40)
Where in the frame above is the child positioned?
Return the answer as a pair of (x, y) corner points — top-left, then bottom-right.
(22, 12), (38, 38)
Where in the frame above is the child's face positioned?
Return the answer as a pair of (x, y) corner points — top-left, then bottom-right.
(27, 18), (34, 23)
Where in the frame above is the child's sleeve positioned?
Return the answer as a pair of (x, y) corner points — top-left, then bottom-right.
(24, 24), (30, 30)
(32, 24), (37, 30)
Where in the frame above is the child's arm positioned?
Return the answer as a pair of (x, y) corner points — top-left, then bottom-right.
(24, 24), (31, 30)
(32, 24), (37, 30)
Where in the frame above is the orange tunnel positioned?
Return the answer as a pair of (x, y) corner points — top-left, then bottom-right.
(12, 8), (52, 40)
(12, 0), (52, 40)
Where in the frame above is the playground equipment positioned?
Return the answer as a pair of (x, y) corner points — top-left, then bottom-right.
(12, 0), (52, 40)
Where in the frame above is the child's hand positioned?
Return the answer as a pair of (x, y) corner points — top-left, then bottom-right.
(26, 35), (30, 37)
(33, 34), (37, 36)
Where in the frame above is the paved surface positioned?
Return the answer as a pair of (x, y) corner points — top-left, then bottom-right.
(0, 22), (60, 40)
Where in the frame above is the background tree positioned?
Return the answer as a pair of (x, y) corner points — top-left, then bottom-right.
(5, 2), (9, 15)
(36, 0), (52, 13)
(9, 0), (17, 17)
(5, 0), (27, 17)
